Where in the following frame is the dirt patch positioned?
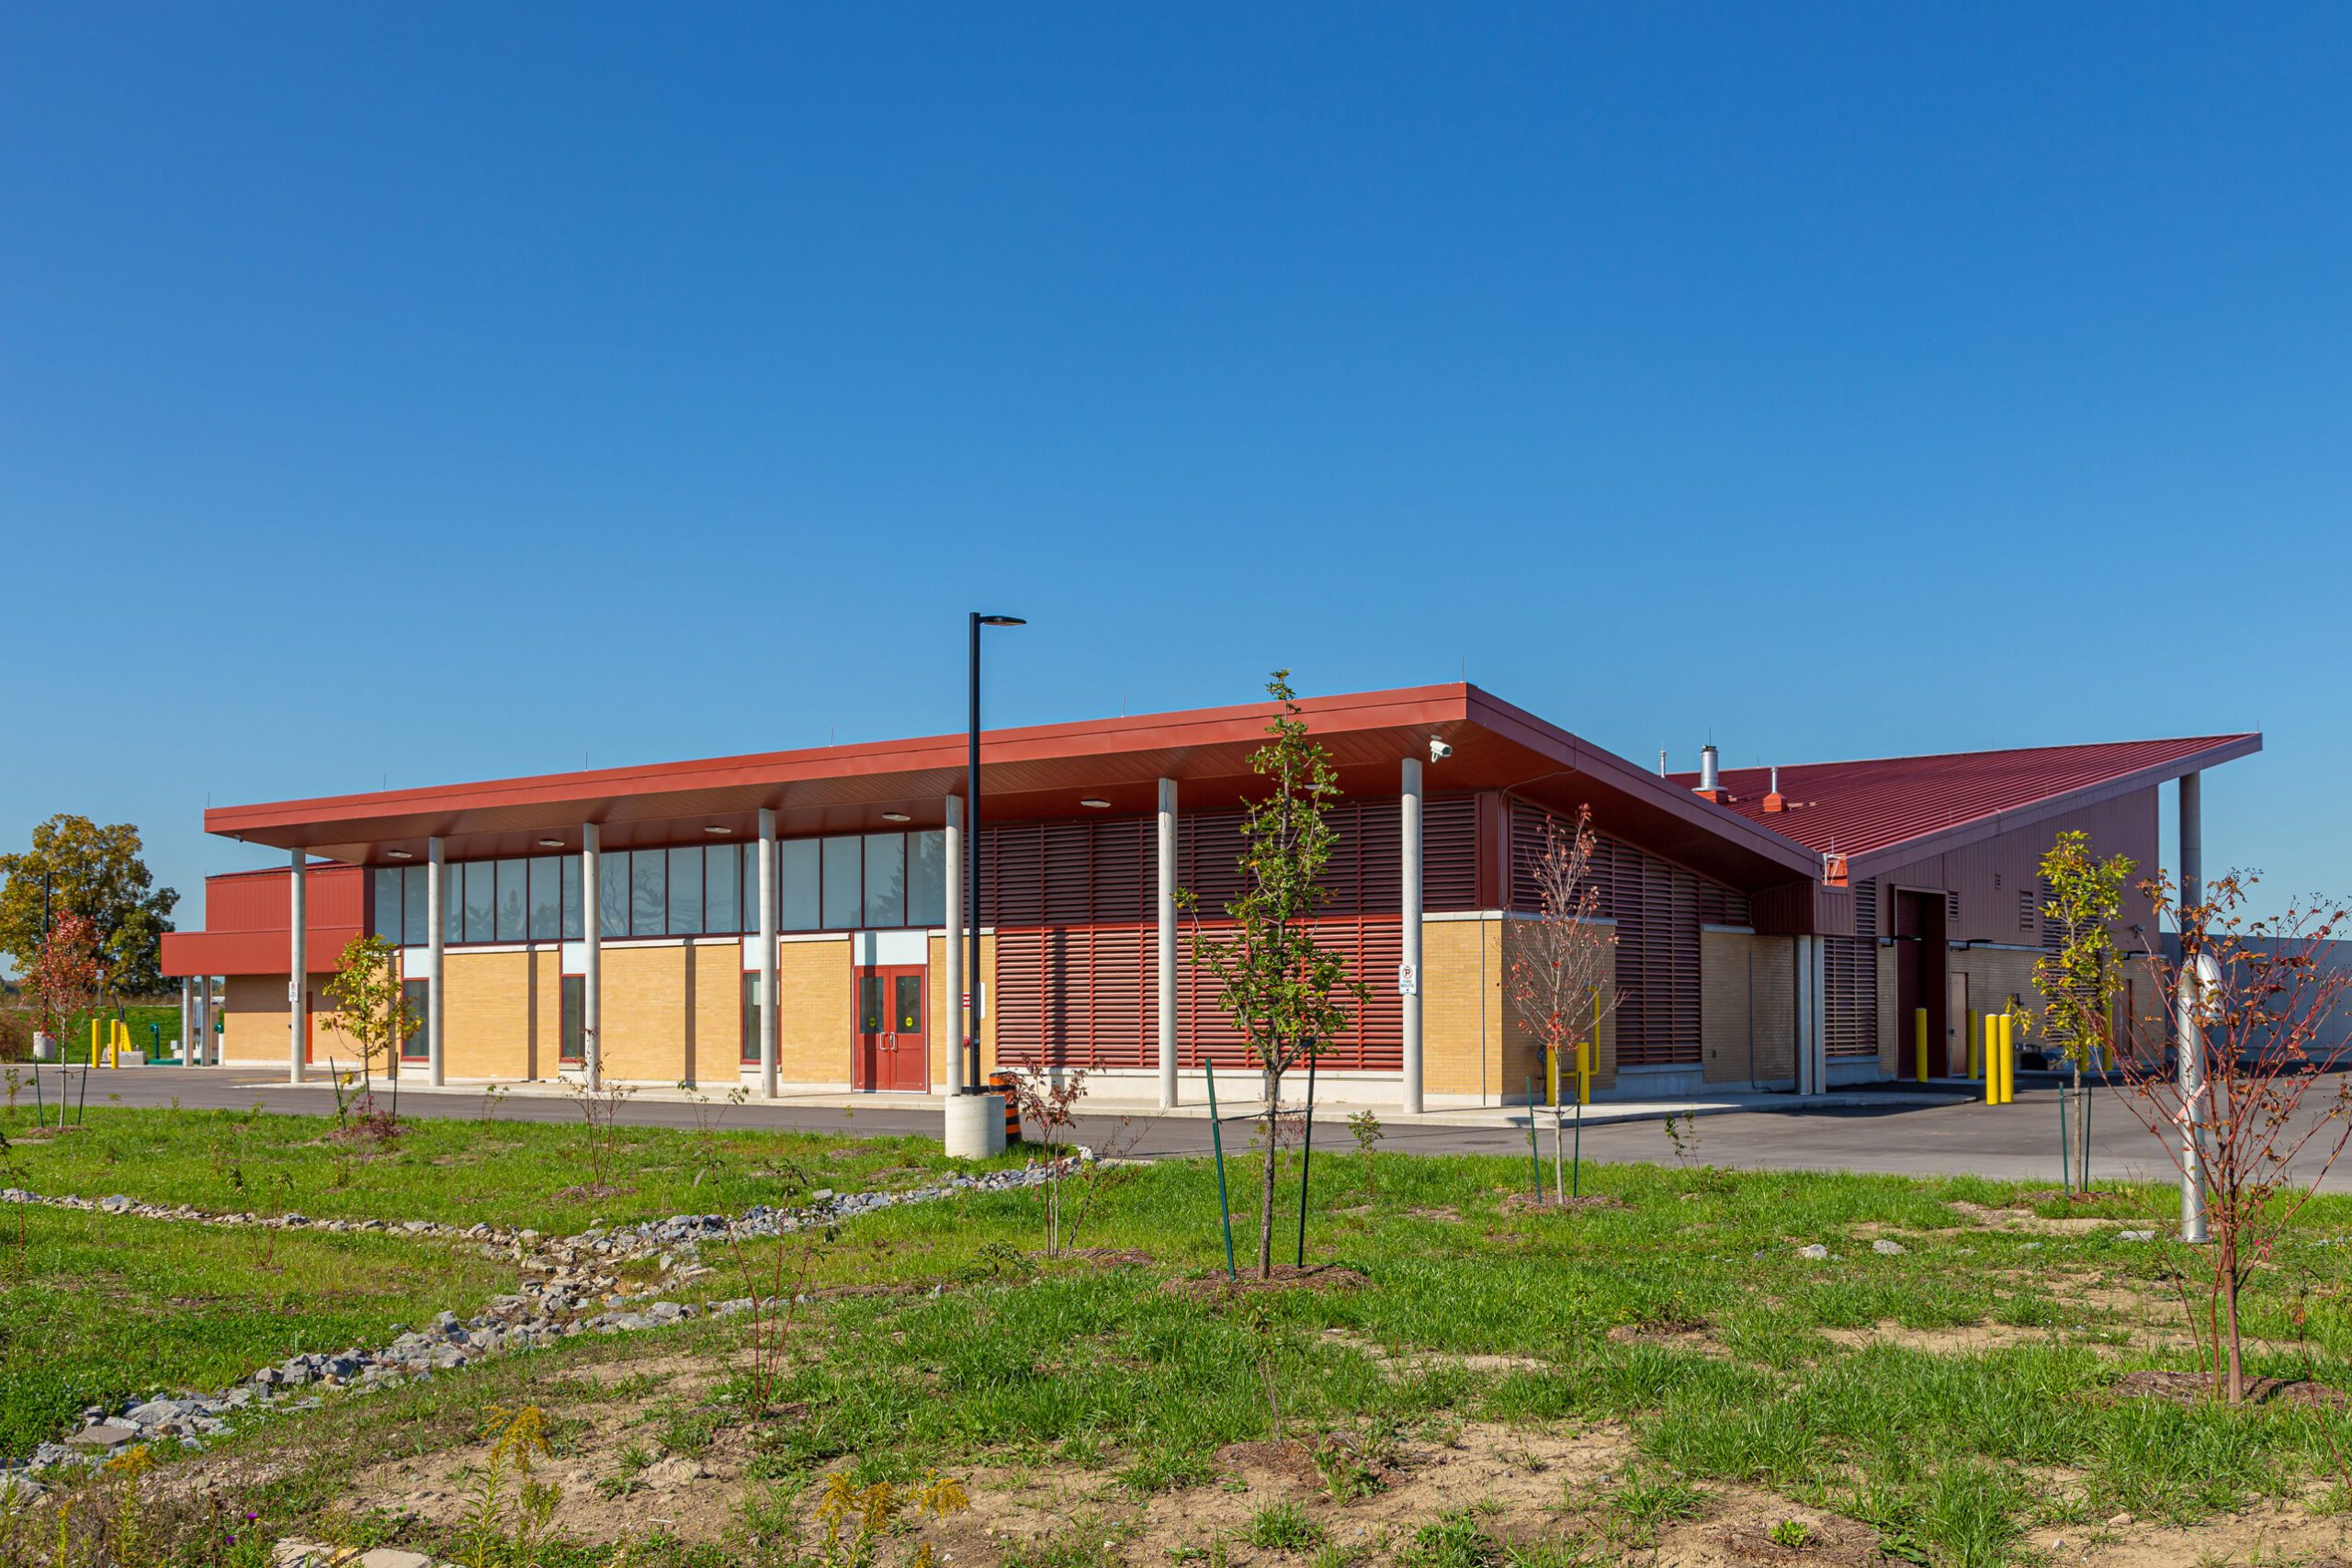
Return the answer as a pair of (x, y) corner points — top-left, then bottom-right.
(1948, 1200), (2114, 1235)
(928, 1420), (1636, 1567)
(1819, 1318), (2062, 1355)
(1035, 1247), (1158, 1269)
(1161, 1264), (1370, 1299)
(1405, 1205), (1464, 1223)
(1606, 1320), (1732, 1358)
(2018, 1189), (2127, 1208)
(2107, 1369), (2350, 1408)
(344, 1394), (751, 1548)
(1498, 1192), (1626, 1215)
(1651, 1485), (1883, 1566)
(2025, 1495), (2352, 1566)
(1320, 1327), (1551, 1378)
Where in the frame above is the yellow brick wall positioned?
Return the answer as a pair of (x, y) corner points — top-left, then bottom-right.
(1426, 916), (1618, 1103)
(687, 942), (744, 1085)
(442, 950), (530, 1080)
(532, 951), (562, 1080)
(778, 937), (853, 1085)
(221, 972), (342, 1066)
(924, 933), (999, 1089)
(603, 944), (686, 1083)
(1701, 931), (1798, 1086)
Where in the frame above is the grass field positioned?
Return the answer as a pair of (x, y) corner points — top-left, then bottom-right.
(0, 1100), (1009, 1233)
(0, 1202), (515, 1458)
(11, 1106), (2352, 1567)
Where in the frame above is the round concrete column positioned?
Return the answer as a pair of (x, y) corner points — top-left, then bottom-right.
(944, 1090), (1007, 1159)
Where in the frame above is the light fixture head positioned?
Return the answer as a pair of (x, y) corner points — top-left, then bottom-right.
(1080, 798), (1112, 809)
(881, 811), (911, 823)
(385, 850), (413, 861)
(537, 838), (564, 849)
(704, 825), (730, 836)
(977, 614), (1027, 626)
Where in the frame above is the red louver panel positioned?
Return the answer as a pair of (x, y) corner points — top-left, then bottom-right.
(1824, 877), (1880, 1057)
(983, 799), (1445, 1074)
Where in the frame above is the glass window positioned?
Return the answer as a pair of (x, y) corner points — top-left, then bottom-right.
(599, 850), (629, 938)
(705, 843), (741, 933)
(373, 869), (401, 942)
(560, 855), (582, 941)
(741, 973), (761, 1064)
(464, 862), (497, 943)
(631, 848), (666, 937)
(864, 833), (906, 927)
(821, 835), (862, 929)
(496, 859), (528, 942)
(401, 979), (429, 1060)
(908, 830), (947, 928)
(443, 863), (462, 943)
(779, 839), (820, 930)
(560, 976), (584, 1065)
(529, 856), (560, 941)
(402, 865), (429, 947)
(668, 845), (704, 935)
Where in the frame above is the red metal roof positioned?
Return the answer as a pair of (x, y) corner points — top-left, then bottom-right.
(200, 684), (1826, 892)
(1669, 733), (2261, 872)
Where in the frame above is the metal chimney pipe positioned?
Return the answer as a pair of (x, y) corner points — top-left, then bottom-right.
(1698, 744), (1721, 794)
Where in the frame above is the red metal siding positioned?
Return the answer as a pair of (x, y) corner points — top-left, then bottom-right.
(984, 796), (1467, 1074)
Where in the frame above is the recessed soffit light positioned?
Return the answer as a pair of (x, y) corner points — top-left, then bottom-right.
(1080, 798), (1112, 809)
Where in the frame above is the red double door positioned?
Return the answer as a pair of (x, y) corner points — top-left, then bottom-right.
(853, 965), (930, 1091)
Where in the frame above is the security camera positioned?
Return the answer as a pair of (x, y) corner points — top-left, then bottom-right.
(1428, 737), (1453, 761)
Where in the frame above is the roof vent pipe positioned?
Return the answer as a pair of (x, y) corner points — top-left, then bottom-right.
(1698, 744), (1720, 794)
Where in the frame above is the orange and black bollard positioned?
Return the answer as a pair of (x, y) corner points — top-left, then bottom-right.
(987, 1069), (1023, 1144)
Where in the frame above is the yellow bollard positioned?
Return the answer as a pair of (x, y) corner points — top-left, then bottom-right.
(1914, 1007), (1929, 1082)
(1999, 1010), (2018, 1104)
(1984, 1013), (1998, 1104)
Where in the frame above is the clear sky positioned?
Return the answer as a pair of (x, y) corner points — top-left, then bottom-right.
(3, 5), (2346, 935)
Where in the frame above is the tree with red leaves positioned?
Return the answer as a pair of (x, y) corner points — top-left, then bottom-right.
(2116, 870), (2352, 1404)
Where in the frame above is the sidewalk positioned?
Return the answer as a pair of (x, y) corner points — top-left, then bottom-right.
(202, 1067), (1975, 1131)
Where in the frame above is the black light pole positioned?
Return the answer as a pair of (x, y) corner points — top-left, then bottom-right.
(966, 612), (1025, 1094)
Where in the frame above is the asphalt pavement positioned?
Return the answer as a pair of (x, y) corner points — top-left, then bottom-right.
(29, 1064), (2351, 1190)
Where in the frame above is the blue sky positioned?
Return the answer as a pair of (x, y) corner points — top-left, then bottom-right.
(3, 5), (2346, 933)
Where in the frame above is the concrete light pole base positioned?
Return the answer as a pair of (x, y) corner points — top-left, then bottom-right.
(944, 1093), (1008, 1159)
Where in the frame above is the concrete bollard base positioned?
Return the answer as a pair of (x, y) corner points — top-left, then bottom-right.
(944, 1093), (1008, 1159)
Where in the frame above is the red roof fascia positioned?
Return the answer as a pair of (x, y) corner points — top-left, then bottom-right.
(161, 927), (360, 977)
(1669, 733), (2261, 873)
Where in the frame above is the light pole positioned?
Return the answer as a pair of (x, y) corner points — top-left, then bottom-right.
(966, 612), (1025, 1093)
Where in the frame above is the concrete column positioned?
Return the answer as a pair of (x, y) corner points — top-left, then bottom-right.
(1814, 936), (1829, 1093)
(582, 823), (602, 1090)
(758, 807), (779, 1099)
(288, 849), (307, 1085)
(943, 795), (964, 1098)
(1401, 757), (1424, 1115)
(1792, 938), (1812, 1096)
(426, 837), (447, 1088)
(178, 976), (192, 1067)
(1158, 777), (1179, 1109)
(2179, 771), (2203, 913)
(2177, 771), (2209, 1241)
(200, 976), (214, 1066)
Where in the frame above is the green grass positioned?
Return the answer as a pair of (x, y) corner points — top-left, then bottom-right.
(0, 1201), (514, 1456)
(11, 1112), (2352, 1567)
(0, 1101), (1014, 1233)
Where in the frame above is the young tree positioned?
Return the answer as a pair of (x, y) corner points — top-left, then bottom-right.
(1182, 671), (1370, 1280)
(1506, 806), (1623, 1201)
(0, 815), (180, 993)
(2114, 872), (2352, 1404)
(25, 909), (103, 1063)
(2033, 829), (2134, 1193)
(319, 931), (417, 1120)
